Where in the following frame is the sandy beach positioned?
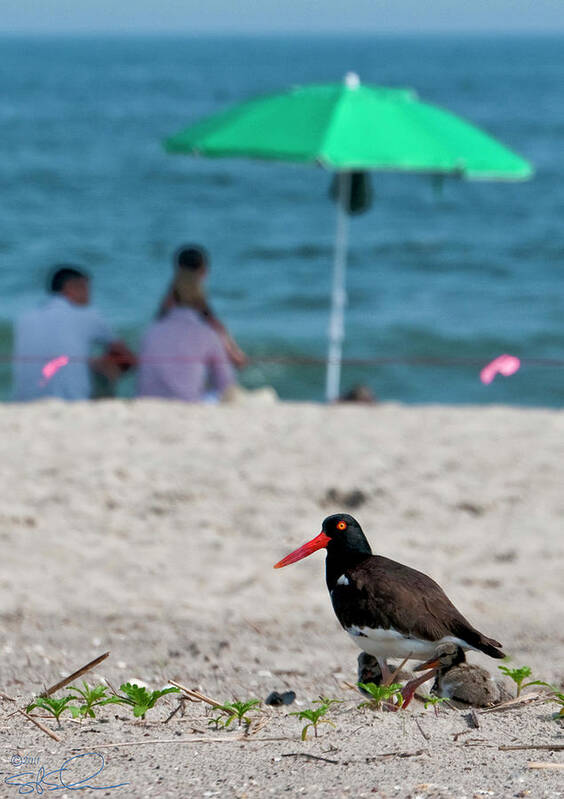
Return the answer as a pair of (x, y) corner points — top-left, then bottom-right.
(0, 399), (562, 798)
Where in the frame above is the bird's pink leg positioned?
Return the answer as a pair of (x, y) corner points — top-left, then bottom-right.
(400, 668), (437, 709)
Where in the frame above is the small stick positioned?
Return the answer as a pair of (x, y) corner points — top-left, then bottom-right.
(282, 752), (339, 764)
(178, 724), (207, 734)
(18, 709), (61, 742)
(396, 748), (427, 758)
(163, 703), (184, 724)
(366, 749), (427, 760)
(453, 729), (474, 742)
(164, 695), (190, 724)
(415, 718), (430, 741)
(499, 744), (564, 752)
(71, 735), (293, 751)
(243, 617), (264, 635)
(470, 709), (480, 729)
(527, 762), (564, 770)
(272, 669), (306, 677)
(462, 738), (492, 747)
(168, 681), (236, 715)
(248, 714), (270, 736)
(0, 691), (16, 702)
(479, 691), (545, 714)
(40, 651), (110, 698)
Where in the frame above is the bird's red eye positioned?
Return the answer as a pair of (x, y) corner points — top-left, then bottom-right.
(336, 520), (347, 531)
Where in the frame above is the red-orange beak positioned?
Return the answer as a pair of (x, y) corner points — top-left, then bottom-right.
(273, 531), (331, 569)
(413, 656), (441, 672)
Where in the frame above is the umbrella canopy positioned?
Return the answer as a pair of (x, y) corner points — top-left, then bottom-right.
(165, 74), (533, 399)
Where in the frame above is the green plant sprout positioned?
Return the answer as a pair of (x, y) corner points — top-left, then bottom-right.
(547, 689), (564, 720)
(290, 702), (336, 740)
(357, 682), (404, 710)
(497, 664), (550, 697)
(67, 681), (113, 719)
(112, 683), (180, 718)
(207, 712), (228, 730)
(312, 696), (343, 709)
(206, 699), (261, 729)
(421, 694), (448, 713)
(26, 695), (77, 728)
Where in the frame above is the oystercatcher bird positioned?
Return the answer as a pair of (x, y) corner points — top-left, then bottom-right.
(274, 514), (504, 705)
(413, 642), (510, 706)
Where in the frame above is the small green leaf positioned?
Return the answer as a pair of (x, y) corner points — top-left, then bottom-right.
(422, 694), (448, 710)
(115, 683), (180, 718)
(290, 700), (338, 740)
(498, 664), (551, 697)
(357, 682), (403, 709)
(27, 695), (77, 723)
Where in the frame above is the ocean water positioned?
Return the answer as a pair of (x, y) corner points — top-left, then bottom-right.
(1, 34), (563, 404)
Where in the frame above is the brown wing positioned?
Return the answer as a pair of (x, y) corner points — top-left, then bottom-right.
(332, 555), (504, 658)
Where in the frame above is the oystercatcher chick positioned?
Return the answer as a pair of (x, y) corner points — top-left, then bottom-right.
(414, 642), (510, 707)
(274, 514), (505, 708)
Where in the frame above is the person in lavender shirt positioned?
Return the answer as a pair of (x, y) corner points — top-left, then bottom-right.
(156, 245), (247, 369)
(137, 271), (236, 402)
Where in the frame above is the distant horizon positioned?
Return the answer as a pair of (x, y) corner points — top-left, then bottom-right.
(5, 0), (563, 36)
(2, 28), (564, 37)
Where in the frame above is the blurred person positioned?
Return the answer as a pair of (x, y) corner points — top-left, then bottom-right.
(158, 245), (247, 369)
(339, 384), (378, 403)
(138, 278), (236, 402)
(12, 265), (136, 401)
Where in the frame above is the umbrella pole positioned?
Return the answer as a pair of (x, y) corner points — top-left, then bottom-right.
(325, 171), (351, 403)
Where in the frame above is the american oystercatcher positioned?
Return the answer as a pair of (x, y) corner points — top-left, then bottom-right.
(274, 513), (504, 704)
(413, 642), (510, 706)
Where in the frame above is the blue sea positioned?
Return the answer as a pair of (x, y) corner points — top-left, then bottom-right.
(1, 34), (563, 404)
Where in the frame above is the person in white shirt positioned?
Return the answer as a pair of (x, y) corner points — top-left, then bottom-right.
(12, 265), (136, 401)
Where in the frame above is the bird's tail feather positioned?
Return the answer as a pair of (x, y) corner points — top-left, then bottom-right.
(479, 637), (505, 659)
(456, 623), (505, 659)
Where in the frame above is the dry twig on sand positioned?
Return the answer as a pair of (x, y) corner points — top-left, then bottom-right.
(17, 709), (61, 742)
(39, 651), (110, 698)
(6, 651), (110, 741)
(499, 743), (564, 752)
(479, 691), (546, 714)
(168, 680), (237, 716)
(281, 752), (339, 764)
(527, 762), (564, 770)
(247, 713), (270, 736)
(71, 735), (292, 751)
(365, 749), (428, 761)
(415, 719), (430, 741)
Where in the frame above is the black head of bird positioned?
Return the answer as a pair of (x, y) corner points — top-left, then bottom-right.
(273, 513), (371, 569)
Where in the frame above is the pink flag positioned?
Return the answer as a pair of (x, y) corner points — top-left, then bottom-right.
(480, 354), (521, 385)
(40, 355), (70, 386)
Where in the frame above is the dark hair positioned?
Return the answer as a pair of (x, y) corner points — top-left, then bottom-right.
(174, 245), (208, 272)
(49, 265), (89, 293)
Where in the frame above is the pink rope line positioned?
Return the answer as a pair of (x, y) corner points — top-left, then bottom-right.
(0, 355), (562, 368)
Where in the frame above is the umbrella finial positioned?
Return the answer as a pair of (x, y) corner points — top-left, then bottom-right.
(344, 72), (360, 90)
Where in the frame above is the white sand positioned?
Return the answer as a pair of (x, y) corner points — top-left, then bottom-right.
(0, 400), (562, 798)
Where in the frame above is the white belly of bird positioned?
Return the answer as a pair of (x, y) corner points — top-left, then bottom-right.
(346, 626), (474, 660)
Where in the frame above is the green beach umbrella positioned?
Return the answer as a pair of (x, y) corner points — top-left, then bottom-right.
(165, 73), (533, 401)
